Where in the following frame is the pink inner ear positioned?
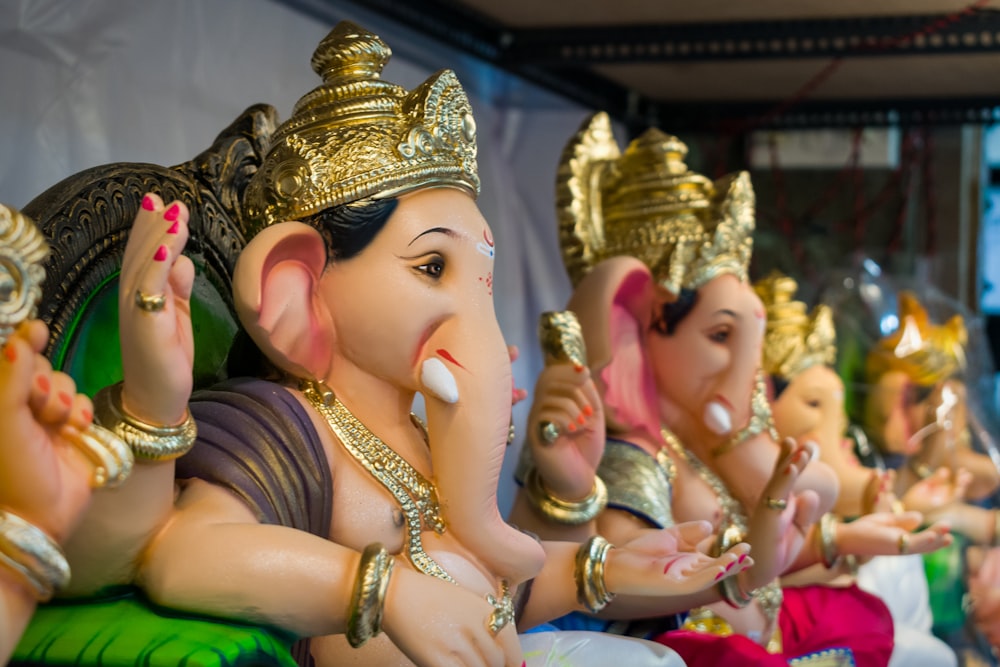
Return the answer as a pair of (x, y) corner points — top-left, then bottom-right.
(601, 272), (661, 441)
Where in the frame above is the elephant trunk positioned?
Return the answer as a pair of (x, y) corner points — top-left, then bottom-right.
(421, 320), (545, 587)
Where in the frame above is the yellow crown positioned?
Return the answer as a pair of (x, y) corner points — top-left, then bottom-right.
(866, 291), (967, 387)
(754, 272), (836, 380)
(243, 21), (480, 237)
(556, 112), (754, 294)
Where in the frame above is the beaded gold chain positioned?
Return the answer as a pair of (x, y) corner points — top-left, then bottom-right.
(302, 381), (456, 584)
(660, 426), (783, 624)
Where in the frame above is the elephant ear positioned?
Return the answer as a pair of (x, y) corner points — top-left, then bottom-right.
(233, 221), (334, 380)
(568, 256), (661, 439)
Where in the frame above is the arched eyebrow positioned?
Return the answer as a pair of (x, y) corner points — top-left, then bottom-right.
(715, 309), (739, 319)
(409, 227), (457, 246)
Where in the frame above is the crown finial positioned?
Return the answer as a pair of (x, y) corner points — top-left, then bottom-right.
(311, 21), (390, 83)
(556, 113), (754, 294)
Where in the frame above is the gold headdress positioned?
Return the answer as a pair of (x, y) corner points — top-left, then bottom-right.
(556, 112), (754, 293)
(243, 21), (480, 237)
(754, 272), (836, 380)
(866, 291), (967, 387)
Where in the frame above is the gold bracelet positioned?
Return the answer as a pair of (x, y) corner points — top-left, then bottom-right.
(93, 382), (196, 461)
(574, 535), (615, 613)
(717, 571), (753, 609)
(817, 512), (842, 569)
(346, 543), (395, 648)
(523, 466), (607, 525)
(0, 510), (70, 602)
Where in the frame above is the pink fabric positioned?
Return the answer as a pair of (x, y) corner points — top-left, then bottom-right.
(654, 584), (894, 667)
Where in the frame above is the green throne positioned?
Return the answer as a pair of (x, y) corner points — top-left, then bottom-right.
(11, 105), (298, 667)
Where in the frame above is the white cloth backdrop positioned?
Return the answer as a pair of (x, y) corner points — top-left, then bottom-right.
(0, 0), (615, 513)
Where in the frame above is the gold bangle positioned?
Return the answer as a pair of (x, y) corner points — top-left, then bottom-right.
(346, 543), (395, 648)
(0, 510), (70, 602)
(574, 535), (615, 613)
(93, 382), (196, 461)
(523, 466), (607, 525)
(718, 572), (753, 609)
(817, 512), (842, 569)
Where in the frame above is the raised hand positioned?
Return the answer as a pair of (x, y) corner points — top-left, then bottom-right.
(605, 521), (753, 597)
(119, 194), (195, 425)
(900, 466), (971, 515)
(0, 320), (98, 544)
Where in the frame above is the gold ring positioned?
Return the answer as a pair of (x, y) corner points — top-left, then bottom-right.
(538, 420), (560, 444)
(486, 581), (514, 635)
(898, 533), (910, 555)
(764, 496), (788, 511)
(134, 289), (166, 312)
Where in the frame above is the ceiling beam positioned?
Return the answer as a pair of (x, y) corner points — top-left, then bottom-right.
(504, 9), (1000, 65)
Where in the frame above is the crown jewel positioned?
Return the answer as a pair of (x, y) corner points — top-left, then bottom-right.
(754, 272), (836, 380)
(556, 112), (754, 293)
(866, 292), (967, 387)
(243, 21), (480, 237)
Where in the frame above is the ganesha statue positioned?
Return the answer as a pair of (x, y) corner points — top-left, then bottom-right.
(510, 113), (955, 667)
(757, 271), (957, 667)
(2, 21), (759, 667)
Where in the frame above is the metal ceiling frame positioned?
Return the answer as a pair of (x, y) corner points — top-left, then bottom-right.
(278, 0), (1000, 133)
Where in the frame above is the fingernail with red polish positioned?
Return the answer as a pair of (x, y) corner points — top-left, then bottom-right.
(154, 245), (168, 261)
(58, 392), (72, 407)
(141, 194), (155, 211)
(567, 422), (577, 433)
(81, 408), (92, 423)
(574, 364), (584, 372)
(577, 413), (586, 425)
(726, 561), (735, 571)
(739, 554), (747, 563)
(37, 375), (50, 392)
(164, 203), (180, 222)
(167, 221), (179, 234)
(583, 405), (594, 417)
(714, 571), (724, 581)
(3, 345), (15, 362)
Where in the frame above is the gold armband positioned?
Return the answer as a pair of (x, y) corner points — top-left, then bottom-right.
(817, 512), (842, 569)
(0, 510), (70, 602)
(574, 534), (615, 613)
(523, 466), (608, 525)
(93, 382), (196, 461)
(347, 543), (395, 648)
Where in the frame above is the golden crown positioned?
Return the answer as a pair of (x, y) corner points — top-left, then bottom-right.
(243, 21), (480, 237)
(866, 291), (967, 387)
(556, 112), (754, 294)
(754, 272), (836, 380)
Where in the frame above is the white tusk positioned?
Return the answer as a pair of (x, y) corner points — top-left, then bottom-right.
(421, 357), (459, 404)
(703, 401), (733, 435)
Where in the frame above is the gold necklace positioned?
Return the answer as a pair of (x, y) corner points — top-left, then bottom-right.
(302, 380), (456, 584)
(661, 425), (783, 624)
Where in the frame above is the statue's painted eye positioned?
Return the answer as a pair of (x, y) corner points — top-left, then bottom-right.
(708, 327), (730, 344)
(417, 255), (445, 279)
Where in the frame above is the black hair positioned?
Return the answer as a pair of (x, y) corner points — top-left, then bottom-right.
(302, 197), (399, 264)
(771, 375), (790, 400)
(225, 197), (399, 379)
(651, 287), (699, 336)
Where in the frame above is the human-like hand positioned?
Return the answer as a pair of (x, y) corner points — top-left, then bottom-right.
(0, 321), (98, 543)
(119, 193), (195, 425)
(746, 438), (819, 587)
(526, 362), (604, 501)
(382, 567), (523, 667)
(835, 511), (952, 557)
(900, 467), (971, 515)
(605, 521), (753, 597)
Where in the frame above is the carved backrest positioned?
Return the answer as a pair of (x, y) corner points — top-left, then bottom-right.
(11, 105), (301, 667)
(23, 104), (275, 395)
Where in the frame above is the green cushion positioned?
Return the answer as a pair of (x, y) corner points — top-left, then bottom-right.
(924, 532), (969, 636)
(11, 592), (296, 667)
